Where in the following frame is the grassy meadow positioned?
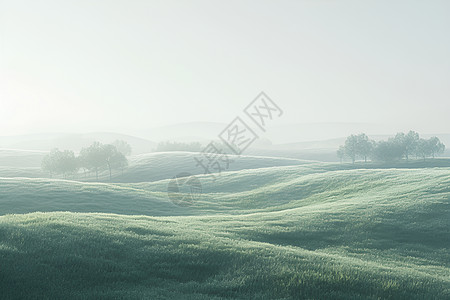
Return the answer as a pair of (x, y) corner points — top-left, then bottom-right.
(0, 150), (449, 299)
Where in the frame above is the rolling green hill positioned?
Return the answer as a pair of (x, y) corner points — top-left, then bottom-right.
(2, 161), (450, 215)
(107, 151), (312, 183)
(0, 150), (312, 181)
(0, 163), (449, 298)
(2, 148), (448, 183)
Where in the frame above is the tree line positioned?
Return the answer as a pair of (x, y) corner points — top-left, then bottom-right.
(41, 140), (131, 180)
(337, 131), (446, 163)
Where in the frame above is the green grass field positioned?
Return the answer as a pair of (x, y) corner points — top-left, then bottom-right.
(0, 152), (449, 299)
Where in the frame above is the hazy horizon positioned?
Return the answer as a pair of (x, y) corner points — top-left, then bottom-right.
(1, 119), (450, 148)
(1, 0), (449, 136)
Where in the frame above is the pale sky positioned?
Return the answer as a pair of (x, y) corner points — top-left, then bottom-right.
(1, 0), (449, 136)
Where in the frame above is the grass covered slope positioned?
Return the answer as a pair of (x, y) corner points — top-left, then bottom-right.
(108, 151), (312, 183)
(1, 164), (450, 216)
(0, 167), (449, 298)
(0, 177), (187, 216)
(0, 204), (448, 298)
(0, 150), (311, 182)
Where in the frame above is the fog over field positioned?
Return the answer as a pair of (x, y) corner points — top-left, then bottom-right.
(0, 1), (449, 299)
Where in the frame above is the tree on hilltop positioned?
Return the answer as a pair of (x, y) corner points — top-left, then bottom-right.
(393, 131), (419, 161)
(338, 131), (446, 163)
(113, 140), (132, 156)
(79, 142), (129, 180)
(79, 142), (106, 180)
(41, 148), (78, 178)
(341, 134), (373, 163)
(428, 137), (445, 158)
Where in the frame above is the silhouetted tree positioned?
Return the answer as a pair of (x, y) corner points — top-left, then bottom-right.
(344, 135), (358, 163)
(342, 134), (374, 163)
(339, 131), (446, 163)
(42, 149), (58, 177)
(356, 133), (373, 162)
(79, 142), (129, 180)
(415, 138), (431, 160)
(41, 148), (78, 178)
(372, 140), (404, 162)
(111, 151), (128, 176)
(79, 142), (105, 180)
(113, 140), (132, 156)
(103, 144), (119, 180)
(427, 137), (445, 158)
(59, 150), (78, 178)
(394, 131), (419, 161)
